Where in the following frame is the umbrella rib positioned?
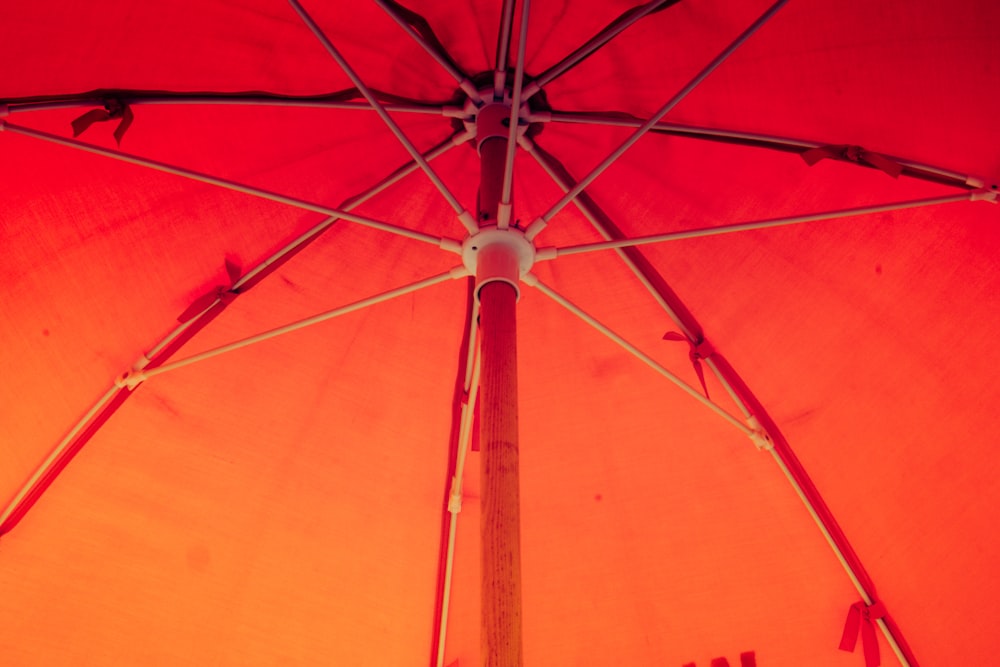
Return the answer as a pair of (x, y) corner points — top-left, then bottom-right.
(434, 312), (481, 667)
(524, 275), (752, 436)
(234, 129), (474, 291)
(523, 135), (761, 412)
(0, 132), (473, 536)
(539, 192), (989, 258)
(530, 110), (990, 189)
(373, 0), (482, 104)
(494, 0), (518, 98)
(522, 137), (929, 667)
(123, 268), (468, 387)
(703, 355), (918, 667)
(521, 0), (682, 101)
(497, 0), (531, 230)
(4, 94), (450, 116)
(522, 135), (702, 342)
(530, 273), (920, 666)
(527, 0), (790, 238)
(288, 0), (479, 235)
(0, 386), (120, 532)
(0, 121), (463, 251)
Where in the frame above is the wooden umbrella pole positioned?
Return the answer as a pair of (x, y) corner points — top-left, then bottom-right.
(480, 279), (522, 667)
(477, 131), (524, 667)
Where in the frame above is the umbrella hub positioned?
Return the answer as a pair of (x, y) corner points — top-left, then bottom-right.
(463, 89), (530, 150)
(462, 226), (535, 299)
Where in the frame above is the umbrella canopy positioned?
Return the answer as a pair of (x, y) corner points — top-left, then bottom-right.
(2, 1), (998, 665)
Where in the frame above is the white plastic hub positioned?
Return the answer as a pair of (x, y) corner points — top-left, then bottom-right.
(462, 87), (530, 149)
(462, 226), (535, 299)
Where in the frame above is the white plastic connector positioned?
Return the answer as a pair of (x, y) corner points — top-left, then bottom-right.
(439, 237), (463, 254)
(526, 111), (551, 123)
(448, 476), (463, 514)
(970, 188), (998, 203)
(966, 175), (985, 188)
(497, 202), (513, 229)
(534, 247), (558, 262)
(114, 368), (147, 390)
(450, 128), (476, 146)
(747, 415), (774, 451)
(458, 210), (478, 233)
(442, 106), (468, 119)
(524, 217), (547, 241)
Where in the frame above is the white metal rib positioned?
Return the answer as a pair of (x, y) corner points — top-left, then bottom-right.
(140, 131), (471, 361)
(373, 0), (481, 103)
(2, 122), (463, 251)
(494, 0), (518, 99)
(0, 132), (474, 535)
(435, 337), (481, 667)
(525, 274), (750, 435)
(541, 192), (979, 257)
(533, 0), (789, 229)
(6, 98), (448, 115)
(288, 0), (479, 235)
(521, 0), (677, 101)
(498, 0), (531, 230)
(137, 268), (468, 382)
(235, 130), (473, 290)
(767, 449), (909, 666)
(520, 135), (696, 342)
(0, 386), (120, 529)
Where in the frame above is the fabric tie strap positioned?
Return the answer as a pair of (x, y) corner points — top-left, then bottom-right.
(682, 651), (755, 667)
(663, 332), (715, 398)
(71, 98), (134, 145)
(177, 258), (242, 323)
(801, 144), (903, 179)
(839, 600), (887, 666)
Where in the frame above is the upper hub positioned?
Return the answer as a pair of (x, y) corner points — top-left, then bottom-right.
(462, 86), (531, 152)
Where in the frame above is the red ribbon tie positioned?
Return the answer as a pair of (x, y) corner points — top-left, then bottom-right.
(801, 144), (903, 178)
(839, 600), (887, 666)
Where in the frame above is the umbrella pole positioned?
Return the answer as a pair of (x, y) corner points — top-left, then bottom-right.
(477, 130), (524, 667)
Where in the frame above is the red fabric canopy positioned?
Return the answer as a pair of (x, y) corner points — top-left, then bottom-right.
(2, 1), (998, 665)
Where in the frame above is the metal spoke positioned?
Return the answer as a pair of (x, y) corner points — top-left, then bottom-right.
(2, 121), (464, 251)
(234, 129), (473, 290)
(288, 0), (479, 234)
(539, 192), (986, 259)
(520, 135), (696, 342)
(525, 274), (751, 435)
(0, 130), (473, 537)
(0, 386), (120, 531)
(498, 0), (531, 230)
(522, 0), (680, 101)
(374, 0), (481, 103)
(494, 0), (518, 98)
(434, 300), (480, 667)
(124, 268), (469, 387)
(5, 95), (449, 115)
(527, 0), (790, 239)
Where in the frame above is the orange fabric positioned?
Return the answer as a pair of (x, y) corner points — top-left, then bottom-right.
(2, 1), (999, 665)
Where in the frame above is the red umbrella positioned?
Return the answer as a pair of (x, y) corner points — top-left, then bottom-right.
(2, 1), (997, 665)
